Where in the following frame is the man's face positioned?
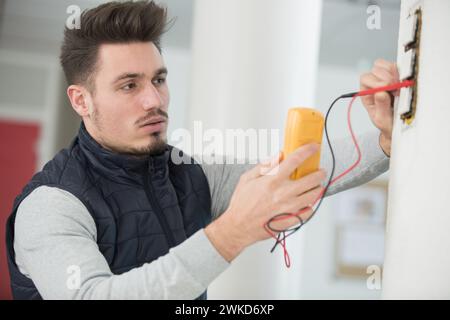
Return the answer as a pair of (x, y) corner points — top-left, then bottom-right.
(84, 42), (170, 156)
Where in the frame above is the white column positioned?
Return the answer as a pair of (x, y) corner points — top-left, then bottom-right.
(188, 0), (323, 299)
(383, 0), (450, 299)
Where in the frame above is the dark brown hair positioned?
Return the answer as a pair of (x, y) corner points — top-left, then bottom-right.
(60, 1), (171, 89)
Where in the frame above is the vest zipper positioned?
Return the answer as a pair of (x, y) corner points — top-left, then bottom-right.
(143, 167), (176, 248)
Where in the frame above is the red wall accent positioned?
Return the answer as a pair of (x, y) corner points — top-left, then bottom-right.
(0, 120), (40, 300)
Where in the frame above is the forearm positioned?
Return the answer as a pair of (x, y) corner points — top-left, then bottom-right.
(74, 230), (228, 300)
(15, 186), (229, 300)
(321, 130), (390, 197)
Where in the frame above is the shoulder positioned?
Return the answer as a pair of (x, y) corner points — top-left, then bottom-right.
(15, 186), (97, 247)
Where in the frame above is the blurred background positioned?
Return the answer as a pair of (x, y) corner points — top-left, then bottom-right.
(0, 0), (400, 299)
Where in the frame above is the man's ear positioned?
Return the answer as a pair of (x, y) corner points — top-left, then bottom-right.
(67, 85), (93, 117)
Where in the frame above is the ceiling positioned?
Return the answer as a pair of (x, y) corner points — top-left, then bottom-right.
(0, 0), (194, 53)
(0, 0), (400, 67)
(319, 0), (401, 67)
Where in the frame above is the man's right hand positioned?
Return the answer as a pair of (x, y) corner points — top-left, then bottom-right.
(204, 143), (327, 262)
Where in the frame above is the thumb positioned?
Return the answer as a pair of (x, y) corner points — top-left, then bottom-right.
(259, 151), (284, 176)
(240, 151), (283, 182)
(278, 143), (320, 179)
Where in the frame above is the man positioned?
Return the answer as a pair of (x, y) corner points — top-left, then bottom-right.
(5, 1), (399, 299)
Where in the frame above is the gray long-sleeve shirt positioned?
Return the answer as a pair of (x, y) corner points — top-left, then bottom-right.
(13, 131), (389, 299)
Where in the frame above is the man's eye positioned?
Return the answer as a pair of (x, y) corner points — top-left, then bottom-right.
(153, 78), (166, 86)
(122, 83), (137, 91)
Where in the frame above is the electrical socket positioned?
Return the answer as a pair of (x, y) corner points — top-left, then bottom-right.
(399, 7), (422, 125)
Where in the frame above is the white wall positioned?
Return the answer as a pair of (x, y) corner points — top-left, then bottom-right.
(163, 47), (191, 142)
(383, 0), (450, 299)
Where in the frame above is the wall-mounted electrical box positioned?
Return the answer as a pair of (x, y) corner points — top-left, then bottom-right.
(398, 7), (422, 125)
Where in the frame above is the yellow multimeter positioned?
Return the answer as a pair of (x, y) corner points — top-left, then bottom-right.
(283, 108), (325, 180)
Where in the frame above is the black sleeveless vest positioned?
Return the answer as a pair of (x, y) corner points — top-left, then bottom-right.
(5, 123), (212, 299)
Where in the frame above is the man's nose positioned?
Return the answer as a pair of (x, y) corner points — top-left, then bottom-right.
(141, 84), (164, 111)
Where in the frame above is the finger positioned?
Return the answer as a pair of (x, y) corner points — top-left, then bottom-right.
(280, 187), (323, 215)
(374, 60), (401, 95)
(374, 59), (399, 79)
(374, 91), (392, 110)
(241, 151), (282, 182)
(372, 65), (400, 96)
(360, 73), (380, 106)
(267, 208), (313, 232)
(293, 186), (324, 211)
(299, 206), (315, 221)
(277, 143), (320, 179)
(361, 72), (393, 109)
(361, 72), (389, 89)
(283, 169), (327, 198)
(372, 66), (396, 85)
(372, 67), (398, 102)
